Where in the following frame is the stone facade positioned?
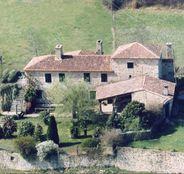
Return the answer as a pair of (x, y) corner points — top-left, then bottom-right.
(111, 59), (160, 81)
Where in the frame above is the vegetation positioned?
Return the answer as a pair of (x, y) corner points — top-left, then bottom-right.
(18, 121), (35, 136)
(47, 81), (97, 138)
(36, 140), (59, 161)
(2, 117), (17, 138)
(24, 87), (36, 103)
(34, 124), (44, 142)
(47, 116), (60, 145)
(39, 111), (50, 125)
(81, 138), (100, 149)
(14, 136), (37, 160)
(119, 101), (157, 131)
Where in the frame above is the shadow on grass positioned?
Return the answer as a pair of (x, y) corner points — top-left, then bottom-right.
(59, 142), (81, 148)
(152, 120), (177, 139)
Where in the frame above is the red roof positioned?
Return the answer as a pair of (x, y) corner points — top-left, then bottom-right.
(24, 54), (112, 72)
(96, 76), (175, 100)
(111, 42), (160, 59)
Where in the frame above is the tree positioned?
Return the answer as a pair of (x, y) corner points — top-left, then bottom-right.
(47, 80), (97, 137)
(2, 116), (17, 138)
(47, 116), (59, 145)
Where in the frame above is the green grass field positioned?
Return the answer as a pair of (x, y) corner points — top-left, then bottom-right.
(129, 125), (184, 152)
(0, 1), (184, 71)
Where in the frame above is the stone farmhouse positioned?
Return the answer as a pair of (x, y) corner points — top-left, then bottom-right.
(24, 41), (176, 115)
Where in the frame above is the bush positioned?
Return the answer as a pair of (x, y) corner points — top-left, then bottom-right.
(1, 100), (12, 112)
(2, 117), (17, 138)
(81, 138), (99, 149)
(70, 125), (80, 138)
(7, 70), (19, 83)
(0, 126), (4, 139)
(100, 129), (122, 147)
(34, 124), (43, 142)
(14, 136), (37, 160)
(1, 69), (9, 83)
(102, 0), (123, 10)
(18, 121), (35, 136)
(24, 87), (36, 102)
(39, 111), (50, 125)
(36, 140), (59, 161)
(47, 116), (59, 144)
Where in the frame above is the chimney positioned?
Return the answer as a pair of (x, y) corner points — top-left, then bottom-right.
(96, 40), (104, 55)
(166, 42), (172, 58)
(55, 44), (63, 59)
(163, 85), (169, 96)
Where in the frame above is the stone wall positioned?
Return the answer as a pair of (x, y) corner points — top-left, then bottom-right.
(2, 147), (184, 173)
(111, 59), (160, 81)
(27, 71), (116, 89)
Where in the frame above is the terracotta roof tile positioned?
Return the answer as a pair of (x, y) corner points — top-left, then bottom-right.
(96, 76), (175, 100)
(24, 55), (112, 72)
(112, 42), (160, 59)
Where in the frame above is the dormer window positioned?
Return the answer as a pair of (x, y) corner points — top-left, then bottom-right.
(127, 62), (134, 69)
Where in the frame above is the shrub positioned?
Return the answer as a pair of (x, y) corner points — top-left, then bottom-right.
(70, 125), (80, 138)
(100, 129), (122, 147)
(39, 111), (50, 125)
(14, 136), (37, 160)
(1, 100), (12, 112)
(34, 124), (43, 142)
(18, 121), (35, 136)
(2, 117), (17, 138)
(81, 138), (99, 149)
(7, 70), (19, 83)
(1, 69), (9, 83)
(36, 140), (59, 161)
(47, 116), (59, 144)
(102, 0), (123, 10)
(24, 87), (36, 102)
(0, 126), (4, 139)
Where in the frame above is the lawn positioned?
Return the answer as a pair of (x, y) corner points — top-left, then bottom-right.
(129, 125), (184, 152)
(1, 1), (184, 71)
(0, 114), (95, 153)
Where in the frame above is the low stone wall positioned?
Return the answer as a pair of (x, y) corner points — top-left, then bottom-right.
(1, 147), (184, 173)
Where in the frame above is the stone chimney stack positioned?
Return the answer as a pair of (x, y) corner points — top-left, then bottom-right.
(163, 85), (169, 96)
(166, 42), (173, 58)
(55, 44), (63, 59)
(96, 40), (104, 55)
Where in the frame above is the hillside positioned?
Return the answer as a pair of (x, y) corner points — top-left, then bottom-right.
(0, 0), (184, 70)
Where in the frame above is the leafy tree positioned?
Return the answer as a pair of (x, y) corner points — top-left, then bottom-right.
(47, 80), (97, 137)
(24, 87), (36, 102)
(0, 126), (4, 139)
(2, 116), (17, 138)
(18, 121), (35, 136)
(34, 124), (43, 142)
(47, 116), (59, 145)
(120, 101), (145, 131)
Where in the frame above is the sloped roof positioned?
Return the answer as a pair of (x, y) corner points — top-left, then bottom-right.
(111, 42), (160, 59)
(24, 54), (112, 72)
(96, 76), (175, 100)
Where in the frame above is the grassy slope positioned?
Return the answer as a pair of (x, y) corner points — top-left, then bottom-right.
(130, 125), (184, 152)
(0, 0), (112, 70)
(0, 1), (184, 70)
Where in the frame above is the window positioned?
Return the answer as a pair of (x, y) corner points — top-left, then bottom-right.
(45, 73), (52, 83)
(101, 73), (108, 82)
(84, 73), (90, 82)
(129, 75), (132, 79)
(127, 62), (134, 69)
(59, 73), (65, 82)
